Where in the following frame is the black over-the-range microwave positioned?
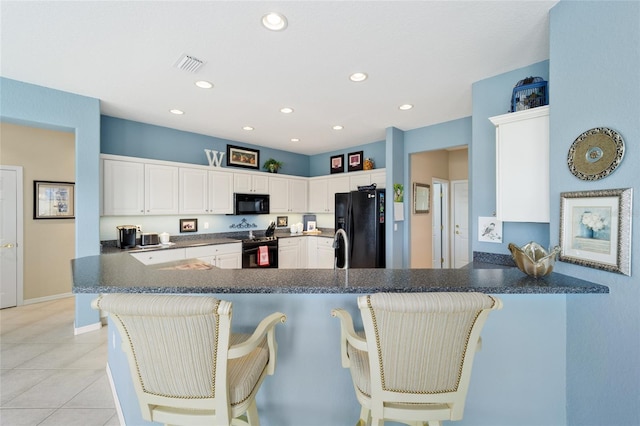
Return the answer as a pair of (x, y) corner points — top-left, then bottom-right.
(233, 193), (270, 215)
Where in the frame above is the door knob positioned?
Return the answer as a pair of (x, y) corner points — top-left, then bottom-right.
(1, 243), (15, 249)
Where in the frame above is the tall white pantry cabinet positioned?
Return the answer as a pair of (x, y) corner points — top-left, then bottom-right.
(489, 105), (550, 223)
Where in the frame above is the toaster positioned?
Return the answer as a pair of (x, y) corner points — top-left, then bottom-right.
(140, 233), (159, 246)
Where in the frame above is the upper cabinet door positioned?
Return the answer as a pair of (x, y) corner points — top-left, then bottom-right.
(327, 176), (349, 212)
(145, 164), (179, 215)
(103, 159), (144, 216)
(288, 178), (308, 213)
(269, 177), (289, 213)
(490, 106), (549, 222)
(179, 168), (208, 214)
(233, 172), (269, 194)
(208, 171), (233, 214)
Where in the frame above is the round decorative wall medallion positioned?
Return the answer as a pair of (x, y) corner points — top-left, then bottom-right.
(567, 127), (625, 180)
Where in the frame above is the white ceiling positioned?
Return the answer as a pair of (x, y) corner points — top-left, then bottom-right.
(0, 1), (557, 155)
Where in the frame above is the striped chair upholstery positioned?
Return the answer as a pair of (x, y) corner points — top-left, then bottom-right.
(93, 294), (286, 426)
(332, 292), (502, 426)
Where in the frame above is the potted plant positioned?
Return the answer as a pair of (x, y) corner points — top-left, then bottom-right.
(263, 158), (283, 173)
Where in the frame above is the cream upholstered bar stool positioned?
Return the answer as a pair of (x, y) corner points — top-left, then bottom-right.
(92, 294), (286, 426)
(332, 292), (502, 426)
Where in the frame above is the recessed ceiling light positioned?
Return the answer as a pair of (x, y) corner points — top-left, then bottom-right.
(333, 125), (344, 130)
(195, 80), (213, 89)
(169, 109), (184, 115)
(280, 107), (294, 114)
(349, 72), (368, 82)
(243, 126), (254, 131)
(291, 138), (300, 142)
(262, 12), (288, 31)
(399, 104), (413, 110)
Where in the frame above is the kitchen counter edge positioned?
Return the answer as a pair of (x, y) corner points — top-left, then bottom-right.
(72, 252), (609, 295)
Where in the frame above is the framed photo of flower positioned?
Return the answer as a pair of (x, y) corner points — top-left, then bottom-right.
(559, 188), (632, 275)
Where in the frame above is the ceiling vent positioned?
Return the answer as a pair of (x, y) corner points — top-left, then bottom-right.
(175, 54), (204, 73)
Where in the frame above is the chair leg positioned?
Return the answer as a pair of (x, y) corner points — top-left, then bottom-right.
(245, 400), (260, 426)
(358, 406), (371, 426)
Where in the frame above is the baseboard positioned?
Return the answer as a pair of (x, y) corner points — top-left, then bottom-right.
(106, 364), (126, 426)
(74, 321), (102, 335)
(23, 292), (73, 305)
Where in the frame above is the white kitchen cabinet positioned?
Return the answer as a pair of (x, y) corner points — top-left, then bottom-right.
(349, 169), (387, 190)
(489, 106), (549, 222)
(130, 248), (186, 265)
(269, 176), (308, 213)
(316, 237), (335, 269)
(278, 237), (306, 269)
(179, 168), (233, 214)
(369, 170), (386, 188)
(288, 178), (308, 213)
(208, 171), (234, 214)
(308, 175), (349, 213)
(103, 159), (145, 215)
(145, 164), (179, 215)
(307, 236), (334, 269)
(103, 160), (179, 216)
(179, 168), (208, 214)
(269, 177), (289, 213)
(185, 243), (241, 269)
(234, 172), (269, 194)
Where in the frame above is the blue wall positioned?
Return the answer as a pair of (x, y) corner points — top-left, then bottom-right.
(549, 2), (640, 425)
(471, 61), (551, 254)
(308, 140), (386, 177)
(0, 77), (101, 328)
(101, 115), (311, 177)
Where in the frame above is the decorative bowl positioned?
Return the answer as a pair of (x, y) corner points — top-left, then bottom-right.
(508, 242), (561, 278)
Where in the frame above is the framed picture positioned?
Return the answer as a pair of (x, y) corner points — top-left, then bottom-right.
(559, 188), (632, 276)
(413, 182), (429, 213)
(348, 151), (363, 172)
(307, 221), (317, 231)
(277, 216), (289, 227)
(33, 181), (75, 219)
(180, 218), (198, 233)
(330, 154), (344, 174)
(478, 216), (503, 243)
(227, 145), (259, 169)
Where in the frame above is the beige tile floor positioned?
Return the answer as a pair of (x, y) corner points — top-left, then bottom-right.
(1, 297), (118, 425)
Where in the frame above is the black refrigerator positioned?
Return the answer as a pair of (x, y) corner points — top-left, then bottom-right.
(335, 189), (385, 268)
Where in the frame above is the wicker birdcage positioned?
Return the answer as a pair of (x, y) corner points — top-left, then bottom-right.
(511, 76), (548, 112)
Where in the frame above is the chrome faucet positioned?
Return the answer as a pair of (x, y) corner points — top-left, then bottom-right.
(333, 228), (349, 270)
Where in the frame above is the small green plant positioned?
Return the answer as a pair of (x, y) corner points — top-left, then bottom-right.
(393, 184), (404, 202)
(263, 158), (283, 173)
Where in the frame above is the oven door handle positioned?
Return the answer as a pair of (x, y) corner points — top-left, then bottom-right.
(243, 246), (277, 254)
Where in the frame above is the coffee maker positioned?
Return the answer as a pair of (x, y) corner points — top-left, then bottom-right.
(116, 225), (137, 249)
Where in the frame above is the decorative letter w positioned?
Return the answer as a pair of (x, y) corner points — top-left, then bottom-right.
(204, 149), (225, 167)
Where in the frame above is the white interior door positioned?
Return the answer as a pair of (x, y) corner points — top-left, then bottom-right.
(0, 166), (24, 308)
(451, 180), (469, 268)
(431, 179), (449, 268)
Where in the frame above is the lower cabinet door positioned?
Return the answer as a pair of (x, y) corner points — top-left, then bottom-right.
(215, 253), (242, 269)
(216, 253), (242, 269)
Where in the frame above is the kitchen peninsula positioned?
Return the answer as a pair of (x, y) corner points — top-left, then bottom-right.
(72, 250), (606, 426)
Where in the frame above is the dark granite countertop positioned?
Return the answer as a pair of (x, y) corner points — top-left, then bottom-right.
(72, 252), (609, 295)
(101, 229), (335, 254)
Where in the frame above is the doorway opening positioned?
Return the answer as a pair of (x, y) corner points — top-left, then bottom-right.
(409, 146), (468, 269)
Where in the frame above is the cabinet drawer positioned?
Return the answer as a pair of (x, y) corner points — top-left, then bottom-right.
(278, 237), (302, 247)
(317, 237), (334, 248)
(130, 248), (186, 265)
(185, 243), (241, 258)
